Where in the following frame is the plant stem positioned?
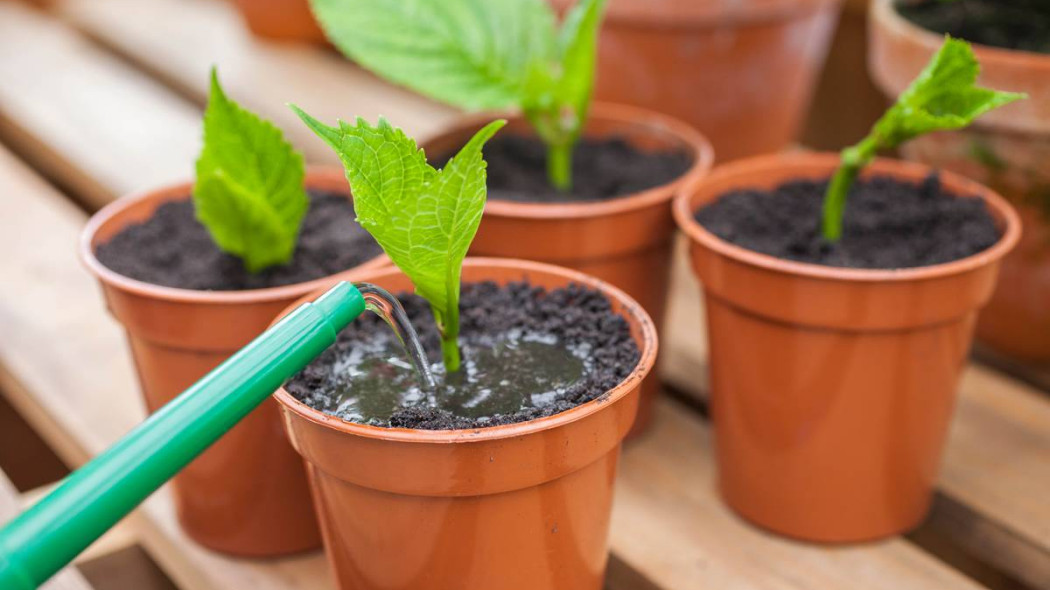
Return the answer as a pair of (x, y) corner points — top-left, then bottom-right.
(821, 136), (880, 242)
(440, 333), (460, 373)
(439, 299), (461, 373)
(547, 140), (573, 192)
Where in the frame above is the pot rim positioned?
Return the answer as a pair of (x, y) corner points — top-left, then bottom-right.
(672, 151), (1022, 283)
(872, 0), (1050, 67)
(423, 102), (714, 221)
(551, 0), (841, 28)
(272, 257), (659, 444)
(80, 166), (390, 306)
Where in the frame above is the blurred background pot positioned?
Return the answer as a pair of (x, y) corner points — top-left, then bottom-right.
(869, 0), (1050, 361)
(230, 0), (326, 44)
(275, 259), (657, 590)
(674, 153), (1020, 542)
(422, 103), (712, 437)
(81, 169), (388, 556)
(551, 0), (841, 162)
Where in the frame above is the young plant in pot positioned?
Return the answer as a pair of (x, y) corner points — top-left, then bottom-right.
(673, 38), (1023, 543)
(80, 70), (387, 556)
(307, 0), (713, 434)
(870, 0), (1050, 362)
(276, 109), (658, 590)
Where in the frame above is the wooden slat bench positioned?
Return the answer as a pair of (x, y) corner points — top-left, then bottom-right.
(0, 0), (1046, 588)
(0, 1), (200, 210)
(0, 134), (984, 589)
(56, 0), (457, 163)
(663, 249), (1050, 590)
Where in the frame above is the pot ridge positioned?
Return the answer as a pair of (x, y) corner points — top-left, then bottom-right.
(673, 151), (1021, 542)
(273, 258), (659, 590)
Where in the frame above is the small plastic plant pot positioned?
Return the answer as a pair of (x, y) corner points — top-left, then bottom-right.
(80, 168), (389, 557)
(421, 103), (712, 437)
(550, 0), (840, 162)
(869, 0), (1050, 361)
(230, 0), (326, 44)
(273, 258), (658, 590)
(673, 152), (1020, 543)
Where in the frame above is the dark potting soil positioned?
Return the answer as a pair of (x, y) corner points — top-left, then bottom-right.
(436, 134), (693, 203)
(694, 174), (1001, 269)
(286, 281), (641, 430)
(95, 191), (383, 290)
(897, 0), (1050, 54)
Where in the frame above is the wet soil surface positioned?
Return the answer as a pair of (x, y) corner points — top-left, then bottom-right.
(898, 0), (1050, 54)
(95, 190), (382, 290)
(286, 281), (642, 430)
(436, 134), (693, 203)
(694, 174), (1001, 269)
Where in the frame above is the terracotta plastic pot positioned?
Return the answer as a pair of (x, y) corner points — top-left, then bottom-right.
(551, 0), (840, 162)
(81, 168), (388, 556)
(673, 153), (1020, 542)
(869, 0), (1050, 361)
(274, 258), (658, 590)
(230, 0), (326, 44)
(422, 103), (712, 437)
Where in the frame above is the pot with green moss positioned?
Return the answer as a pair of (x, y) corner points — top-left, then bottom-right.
(871, 0), (1050, 362)
(80, 71), (386, 556)
(305, 0), (713, 435)
(673, 39), (1022, 542)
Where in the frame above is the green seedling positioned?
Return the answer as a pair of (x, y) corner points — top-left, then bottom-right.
(821, 37), (1024, 242)
(194, 68), (308, 272)
(309, 0), (607, 191)
(293, 105), (505, 372)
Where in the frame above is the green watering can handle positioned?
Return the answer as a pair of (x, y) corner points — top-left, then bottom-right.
(0, 281), (365, 590)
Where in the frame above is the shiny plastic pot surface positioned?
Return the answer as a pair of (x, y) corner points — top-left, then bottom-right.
(275, 258), (658, 589)
(674, 152), (1020, 542)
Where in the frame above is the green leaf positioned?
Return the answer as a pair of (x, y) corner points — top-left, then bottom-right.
(311, 0), (610, 190)
(821, 37), (1024, 242)
(293, 105), (505, 371)
(309, 0), (556, 110)
(194, 68), (307, 272)
(555, 0), (607, 132)
(872, 36), (1025, 146)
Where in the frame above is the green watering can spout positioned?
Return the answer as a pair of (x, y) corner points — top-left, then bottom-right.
(0, 281), (366, 590)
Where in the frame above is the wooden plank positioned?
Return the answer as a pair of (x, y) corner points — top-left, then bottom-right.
(659, 236), (709, 394)
(936, 366), (1050, 590)
(57, 0), (459, 165)
(974, 344), (1050, 399)
(0, 145), (332, 590)
(662, 250), (1050, 590)
(611, 401), (983, 590)
(0, 142), (989, 590)
(0, 390), (69, 491)
(0, 1), (200, 210)
(75, 545), (180, 590)
(1, 472), (95, 589)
